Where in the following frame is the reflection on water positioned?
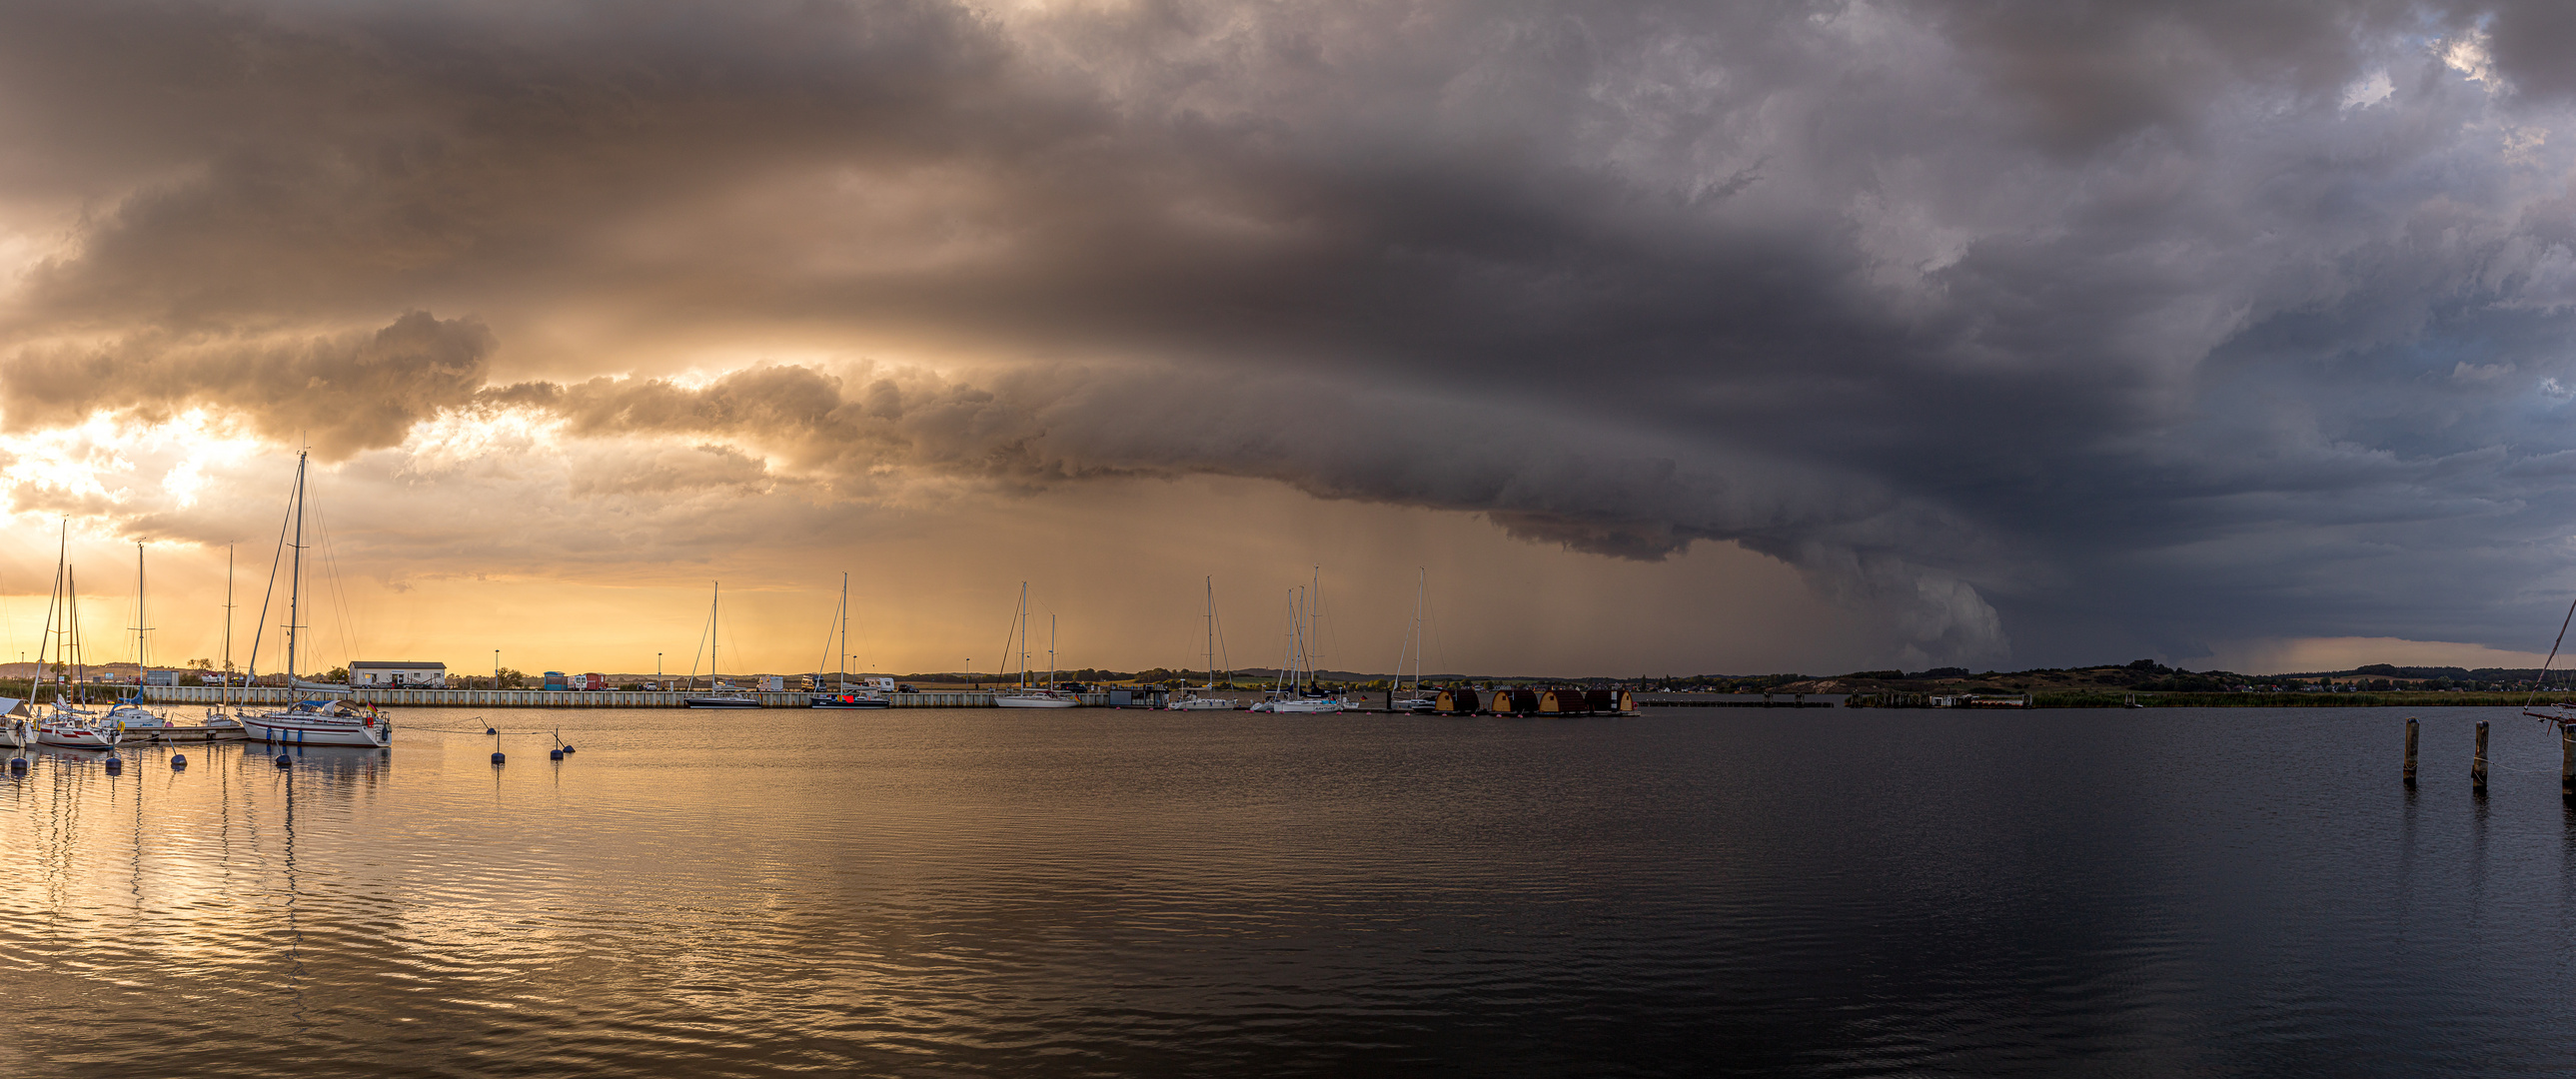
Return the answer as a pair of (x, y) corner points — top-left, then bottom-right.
(5, 707), (2576, 1076)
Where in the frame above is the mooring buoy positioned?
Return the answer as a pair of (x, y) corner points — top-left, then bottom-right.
(171, 754), (188, 768)
(103, 757), (122, 774)
(491, 751), (506, 764)
(549, 748), (564, 760)
(6, 757), (24, 772)
(485, 726), (497, 735)
(274, 754), (292, 768)
(561, 745), (575, 753)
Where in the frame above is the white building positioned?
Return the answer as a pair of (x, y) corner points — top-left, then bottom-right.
(352, 660), (448, 688)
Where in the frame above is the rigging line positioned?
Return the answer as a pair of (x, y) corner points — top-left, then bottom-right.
(687, 588), (711, 682)
(2523, 594), (2576, 719)
(244, 464), (300, 679)
(309, 497), (363, 675)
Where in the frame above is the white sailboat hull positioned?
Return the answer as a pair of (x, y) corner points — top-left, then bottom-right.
(34, 723), (120, 749)
(1167, 696), (1237, 710)
(1251, 698), (1345, 713)
(243, 700), (391, 747)
(994, 691), (1079, 708)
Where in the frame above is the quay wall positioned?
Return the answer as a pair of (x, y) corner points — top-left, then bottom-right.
(135, 686), (1154, 708)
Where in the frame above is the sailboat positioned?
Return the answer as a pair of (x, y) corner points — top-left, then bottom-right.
(1167, 576), (1237, 710)
(30, 526), (120, 750)
(684, 581), (762, 707)
(810, 572), (889, 709)
(1390, 568), (1436, 713)
(993, 583), (1078, 708)
(239, 451), (392, 747)
(104, 542), (168, 729)
(1249, 568), (1346, 714)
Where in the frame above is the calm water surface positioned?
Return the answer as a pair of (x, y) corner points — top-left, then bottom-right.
(3, 706), (2573, 1076)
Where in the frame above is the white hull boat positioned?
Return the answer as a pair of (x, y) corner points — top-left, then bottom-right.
(994, 689), (1080, 708)
(1167, 694), (1237, 710)
(105, 700), (166, 728)
(1250, 697), (1345, 714)
(243, 698), (391, 747)
(34, 709), (121, 750)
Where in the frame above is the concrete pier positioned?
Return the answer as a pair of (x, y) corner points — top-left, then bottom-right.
(137, 686), (1165, 709)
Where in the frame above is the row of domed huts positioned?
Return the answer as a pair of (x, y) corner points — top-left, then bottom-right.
(1430, 687), (1639, 716)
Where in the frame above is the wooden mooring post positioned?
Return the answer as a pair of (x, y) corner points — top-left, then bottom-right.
(2403, 716), (2418, 787)
(2473, 719), (2490, 796)
(2562, 723), (2575, 802)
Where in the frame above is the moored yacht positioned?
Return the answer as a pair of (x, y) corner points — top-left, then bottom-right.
(810, 573), (891, 709)
(684, 581), (765, 708)
(240, 453), (393, 748)
(991, 585), (1081, 708)
(1166, 576), (1238, 710)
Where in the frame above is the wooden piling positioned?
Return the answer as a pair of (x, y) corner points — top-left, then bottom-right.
(2562, 723), (2574, 801)
(2473, 719), (2489, 795)
(2404, 716), (2418, 787)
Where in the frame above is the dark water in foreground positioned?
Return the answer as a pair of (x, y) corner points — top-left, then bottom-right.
(3, 706), (2573, 1076)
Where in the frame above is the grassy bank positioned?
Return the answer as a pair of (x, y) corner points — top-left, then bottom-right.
(2024, 691), (2572, 708)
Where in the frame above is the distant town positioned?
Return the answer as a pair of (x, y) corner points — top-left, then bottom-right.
(1, 657), (2562, 697)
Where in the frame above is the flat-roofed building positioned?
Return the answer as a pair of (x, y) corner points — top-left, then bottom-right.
(353, 660), (447, 688)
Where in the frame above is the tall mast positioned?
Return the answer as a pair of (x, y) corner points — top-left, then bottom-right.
(839, 571), (850, 688)
(1205, 576), (1215, 691)
(222, 545), (235, 711)
(132, 541), (149, 676)
(1018, 582), (1030, 687)
(1410, 568), (1425, 693)
(1048, 613), (1057, 691)
(285, 450), (307, 681)
(67, 564), (82, 702)
(32, 523), (61, 707)
(709, 581), (720, 691)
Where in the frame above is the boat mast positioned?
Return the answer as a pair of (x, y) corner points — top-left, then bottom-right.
(222, 545), (235, 711)
(1410, 568), (1425, 694)
(1204, 576), (1215, 692)
(67, 564), (82, 704)
(284, 451), (307, 682)
(1048, 613), (1057, 691)
(31, 523), (61, 708)
(132, 541), (150, 678)
(1018, 582), (1030, 687)
(838, 571), (850, 690)
(709, 581), (720, 691)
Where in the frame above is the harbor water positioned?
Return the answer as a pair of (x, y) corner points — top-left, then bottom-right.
(4, 706), (2574, 1076)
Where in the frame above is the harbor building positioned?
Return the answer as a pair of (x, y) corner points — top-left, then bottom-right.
(352, 660), (448, 688)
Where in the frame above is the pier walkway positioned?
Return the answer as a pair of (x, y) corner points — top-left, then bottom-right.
(137, 686), (1166, 709)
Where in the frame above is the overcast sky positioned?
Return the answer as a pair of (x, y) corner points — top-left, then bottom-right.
(4, 0), (2576, 677)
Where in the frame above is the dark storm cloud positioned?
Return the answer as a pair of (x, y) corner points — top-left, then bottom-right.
(6, 0), (2576, 663)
